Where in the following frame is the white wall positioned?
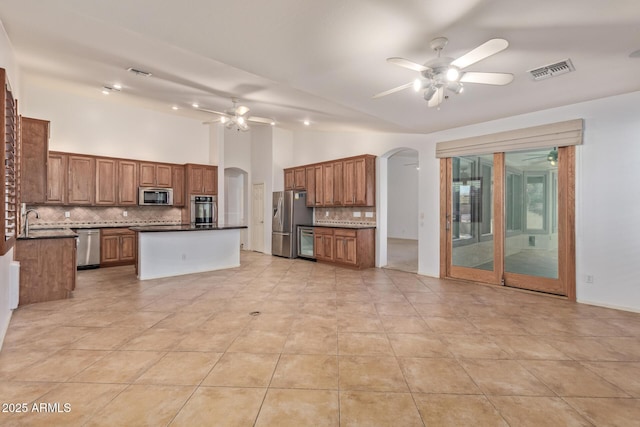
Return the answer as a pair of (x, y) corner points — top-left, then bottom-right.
(387, 154), (419, 239)
(21, 76), (209, 164)
(251, 126), (274, 253)
(272, 127), (294, 192)
(0, 21), (20, 349)
(291, 91), (640, 312)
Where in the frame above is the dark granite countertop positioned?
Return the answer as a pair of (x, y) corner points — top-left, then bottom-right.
(18, 228), (78, 240)
(130, 224), (248, 232)
(32, 222), (182, 230)
(298, 224), (377, 230)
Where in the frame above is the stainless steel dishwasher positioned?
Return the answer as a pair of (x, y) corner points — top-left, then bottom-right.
(76, 229), (101, 269)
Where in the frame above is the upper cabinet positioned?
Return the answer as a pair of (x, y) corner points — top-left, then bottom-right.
(47, 152), (67, 204)
(117, 160), (138, 205)
(291, 154), (375, 208)
(171, 165), (185, 207)
(21, 117), (49, 204)
(95, 157), (117, 205)
(139, 162), (172, 188)
(68, 155), (95, 205)
(284, 167), (306, 191)
(186, 164), (217, 195)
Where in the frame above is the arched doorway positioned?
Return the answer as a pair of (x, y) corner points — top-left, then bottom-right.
(378, 148), (419, 273)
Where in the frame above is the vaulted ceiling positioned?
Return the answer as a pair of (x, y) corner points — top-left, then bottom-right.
(1, 0), (639, 133)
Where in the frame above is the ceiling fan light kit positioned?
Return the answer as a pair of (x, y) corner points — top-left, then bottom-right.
(197, 98), (275, 131)
(375, 36), (514, 108)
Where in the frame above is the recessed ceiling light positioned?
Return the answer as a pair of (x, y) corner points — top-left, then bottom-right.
(270, 121), (276, 126)
(112, 83), (122, 90)
(101, 88), (110, 95)
(171, 105), (179, 110)
(192, 103), (199, 108)
(303, 120), (310, 126)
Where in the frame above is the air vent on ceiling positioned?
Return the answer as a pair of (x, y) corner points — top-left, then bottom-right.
(127, 67), (152, 77)
(528, 59), (575, 81)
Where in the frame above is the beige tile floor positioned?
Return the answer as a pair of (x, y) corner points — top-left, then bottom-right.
(1, 251), (640, 426)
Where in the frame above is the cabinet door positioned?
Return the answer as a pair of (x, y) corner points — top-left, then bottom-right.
(333, 161), (344, 206)
(305, 166), (316, 206)
(68, 155), (95, 205)
(120, 234), (136, 262)
(294, 167), (306, 190)
(139, 162), (156, 187)
(354, 157), (370, 206)
(21, 117), (49, 204)
(156, 164), (172, 187)
(322, 234), (334, 261)
(203, 166), (217, 195)
(46, 153), (67, 204)
(95, 158), (117, 205)
(172, 165), (185, 206)
(314, 165), (323, 206)
(284, 169), (294, 190)
(323, 163), (334, 205)
(118, 160), (138, 205)
(188, 166), (204, 194)
(314, 234), (325, 259)
(100, 235), (120, 264)
(335, 230), (358, 265)
(343, 159), (355, 205)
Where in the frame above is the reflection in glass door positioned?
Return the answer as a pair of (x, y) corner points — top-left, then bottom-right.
(444, 147), (574, 297)
(448, 154), (499, 283)
(505, 149), (558, 279)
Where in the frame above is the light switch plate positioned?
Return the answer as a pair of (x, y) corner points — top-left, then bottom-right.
(64, 211), (70, 218)
(353, 212), (362, 217)
(365, 212), (374, 218)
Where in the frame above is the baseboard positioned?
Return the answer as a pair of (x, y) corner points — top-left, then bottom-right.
(0, 310), (12, 351)
(576, 299), (640, 314)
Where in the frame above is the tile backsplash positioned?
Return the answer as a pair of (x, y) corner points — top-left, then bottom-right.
(314, 207), (376, 227)
(25, 205), (182, 228)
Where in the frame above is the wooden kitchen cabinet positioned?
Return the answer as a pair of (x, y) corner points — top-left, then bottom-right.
(305, 166), (316, 205)
(118, 160), (138, 205)
(68, 155), (95, 205)
(172, 165), (185, 206)
(322, 163), (334, 205)
(95, 157), (117, 205)
(322, 162), (344, 206)
(20, 117), (49, 204)
(47, 152), (67, 204)
(313, 227), (375, 269)
(185, 164), (217, 195)
(139, 162), (172, 188)
(15, 236), (77, 305)
(284, 167), (306, 191)
(100, 228), (136, 267)
(314, 228), (334, 261)
(344, 155), (375, 206)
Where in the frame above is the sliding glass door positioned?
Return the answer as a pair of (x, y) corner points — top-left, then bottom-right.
(442, 147), (574, 297)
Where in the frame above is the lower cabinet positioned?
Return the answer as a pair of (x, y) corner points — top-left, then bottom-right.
(100, 228), (137, 267)
(313, 227), (374, 269)
(15, 237), (77, 305)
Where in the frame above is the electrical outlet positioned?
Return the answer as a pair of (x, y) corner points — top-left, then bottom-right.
(353, 212), (361, 217)
(325, 211), (329, 217)
(64, 211), (70, 218)
(123, 211), (128, 217)
(586, 275), (594, 284)
(365, 212), (374, 218)
(181, 254), (187, 261)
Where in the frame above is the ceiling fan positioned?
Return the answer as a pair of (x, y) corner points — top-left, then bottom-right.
(374, 37), (514, 108)
(198, 98), (274, 131)
(524, 148), (558, 166)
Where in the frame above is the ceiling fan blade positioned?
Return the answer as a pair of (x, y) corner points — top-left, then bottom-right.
(372, 81), (414, 99)
(197, 107), (230, 117)
(427, 87), (444, 108)
(247, 116), (274, 124)
(451, 38), (509, 69)
(460, 72), (514, 85)
(387, 57), (428, 72)
(236, 105), (250, 116)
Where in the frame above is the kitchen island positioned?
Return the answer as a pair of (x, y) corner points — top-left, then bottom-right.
(131, 224), (247, 280)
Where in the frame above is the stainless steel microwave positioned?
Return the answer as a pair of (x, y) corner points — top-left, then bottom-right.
(138, 187), (173, 206)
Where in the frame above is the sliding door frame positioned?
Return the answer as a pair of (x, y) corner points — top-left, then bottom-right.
(440, 146), (576, 300)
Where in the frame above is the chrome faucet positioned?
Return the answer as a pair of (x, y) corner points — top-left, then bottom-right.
(24, 209), (39, 236)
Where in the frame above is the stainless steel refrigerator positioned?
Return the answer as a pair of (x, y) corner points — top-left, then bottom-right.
(272, 190), (313, 258)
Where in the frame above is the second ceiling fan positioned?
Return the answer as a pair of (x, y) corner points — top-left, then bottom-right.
(374, 37), (514, 108)
(198, 98), (274, 131)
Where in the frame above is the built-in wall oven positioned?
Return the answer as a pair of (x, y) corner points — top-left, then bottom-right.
(191, 195), (217, 225)
(297, 226), (315, 259)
